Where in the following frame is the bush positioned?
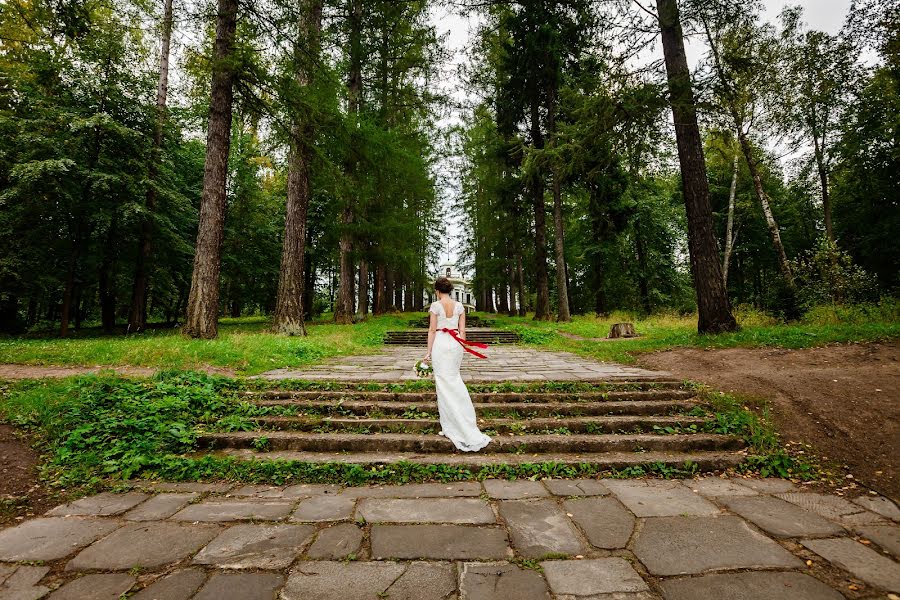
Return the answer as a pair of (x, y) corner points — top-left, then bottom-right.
(791, 237), (879, 310)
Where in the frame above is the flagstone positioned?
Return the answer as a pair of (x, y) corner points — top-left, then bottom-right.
(633, 516), (803, 575)
(603, 480), (720, 517)
(498, 499), (584, 558)
(357, 498), (495, 524)
(281, 561), (456, 600)
(459, 562), (550, 600)
(47, 492), (149, 517)
(734, 478), (798, 494)
(341, 482), (481, 498)
(0, 518), (120, 561)
(483, 480), (549, 500)
(48, 573), (135, 600)
(125, 493), (198, 521)
(721, 496), (844, 538)
(371, 525), (509, 560)
(852, 495), (900, 521)
(193, 524), (315, 569)
(543, 479), (610, 497)
(541, 558), (649, 597)
(172, 499), (294, 522)
(306, 523), (363, 559)
(777, 492), (883, 525)
(66, 521), (220, 571)
(131, 568), (207, 600)
(856, 523), (900, 557)
(143, 482), (233, 493)
(292, 495), (355, 522)
(563, 496), (634, 549)
(802, 537), (900, 592)
(192, 572), (284, 600)
(659, 571), (845, 600)
(0, 566), (50, 600)
(682, 477), (758, 498)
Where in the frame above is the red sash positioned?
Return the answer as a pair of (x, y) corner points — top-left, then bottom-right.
(438, 328), (488, 359)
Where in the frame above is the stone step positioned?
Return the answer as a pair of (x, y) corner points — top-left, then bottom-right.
(383, 329), (521, 345)
(199, 431), (743, 454)
(248, 399), (700, 417)
(250, 415), (709, 434)
(206, 448), (746, 471)
(245, 389), (695, 403)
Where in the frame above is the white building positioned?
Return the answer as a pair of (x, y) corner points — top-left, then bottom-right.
(430, 262), (476, 313)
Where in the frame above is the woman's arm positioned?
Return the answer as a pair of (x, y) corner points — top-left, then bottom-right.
(425, 311), (437, 361)
(458, 311), (466, 340)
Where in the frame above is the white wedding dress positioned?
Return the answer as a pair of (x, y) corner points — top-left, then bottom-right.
(429, 300), (492, 452)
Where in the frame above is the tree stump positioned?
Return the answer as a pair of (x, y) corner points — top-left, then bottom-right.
(608, 322), (637, 338)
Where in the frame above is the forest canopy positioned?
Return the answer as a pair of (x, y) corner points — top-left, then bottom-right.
(0, 0), (896, 337)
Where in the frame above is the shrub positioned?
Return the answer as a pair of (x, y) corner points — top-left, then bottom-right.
(791, 237), (879, 310)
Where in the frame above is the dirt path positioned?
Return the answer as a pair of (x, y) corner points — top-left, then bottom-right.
(638, 342), (900, 501)
(0, 424), (57, 524)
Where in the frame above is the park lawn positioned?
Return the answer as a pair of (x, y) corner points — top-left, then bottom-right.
(0, 314), (416, 375)
(486, 301), (900, 364)
(0, 302), (896, 375)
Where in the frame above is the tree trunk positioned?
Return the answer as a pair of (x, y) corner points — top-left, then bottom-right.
(372, 264), (386, 315)
(182, 0), (239, 339)
(737, 132), (795, 290)
(59, 237), (79, 337)
(303, 256), (315, 320)
(99, 216), (118, 333)
(357, 257), (369, 318)
(656, 0), (737, 333)
(723, 152), (739, 287)
(634, 219), (651, 314)
(529, 100), (551, 320)
(547, 84), (570, 322)
(551, 176), (571, 321)
(516, 254), (526, 316)
(128, 0), (173, 334)
(497, 268), (510, 314)
(274, 0), (324, 336)
(335, 0), (363, 325)
(813, 135), (833, 241)
(403, 279), (413, 312)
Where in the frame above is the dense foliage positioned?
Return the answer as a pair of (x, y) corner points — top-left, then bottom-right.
(0, 0), (896, 336)
(457, 0), (898, 320)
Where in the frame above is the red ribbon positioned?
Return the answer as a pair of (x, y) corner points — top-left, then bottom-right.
(438, 328), (488, 359)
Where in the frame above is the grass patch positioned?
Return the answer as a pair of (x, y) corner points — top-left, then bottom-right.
(0, 314), (412, 375)
(484, 300), (899, 364)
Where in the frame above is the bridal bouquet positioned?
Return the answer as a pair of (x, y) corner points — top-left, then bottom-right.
(414, 359), (433, 378)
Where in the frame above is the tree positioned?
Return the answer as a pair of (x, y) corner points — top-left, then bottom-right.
(656, 0), (737, 333)
(183, 0), (240, 339)
(778, 8), (856, 242)
(696, 3), (798, 309)
(273, 0), (324, 336)
(128, 0), (174, 333)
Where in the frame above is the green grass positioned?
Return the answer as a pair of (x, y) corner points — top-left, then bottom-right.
(0, 302), (895, 375)
(485, 300), (899, 364)
(0, 314), (412, 375)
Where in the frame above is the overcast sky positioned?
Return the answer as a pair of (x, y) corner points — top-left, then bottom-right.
(426, 0), (856, 267)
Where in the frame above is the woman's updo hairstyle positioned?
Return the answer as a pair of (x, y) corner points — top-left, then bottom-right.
(434, 277), (453, 294)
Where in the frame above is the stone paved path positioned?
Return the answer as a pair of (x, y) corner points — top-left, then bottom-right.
(260, 346), (666, 382)
(1, 478), (898, 598)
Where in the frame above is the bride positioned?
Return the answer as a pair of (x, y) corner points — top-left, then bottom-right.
(423, 277), (492, 452)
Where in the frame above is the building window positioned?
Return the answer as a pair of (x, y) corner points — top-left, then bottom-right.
(466, 293), (471, 304)
(446, 267), (451, 276)
(455, 291), (460, 300)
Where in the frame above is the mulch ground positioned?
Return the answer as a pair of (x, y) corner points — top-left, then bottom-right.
(638, 341), (900, 501)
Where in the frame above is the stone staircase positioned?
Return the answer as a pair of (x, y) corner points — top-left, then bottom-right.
(384, 328), (520, 345)
(198, 382), (747, 471)
(407, 315), (495, 328)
